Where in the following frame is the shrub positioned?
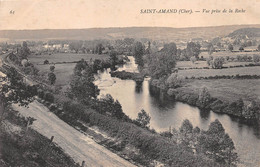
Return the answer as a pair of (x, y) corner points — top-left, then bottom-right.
(48, 72), (56, 85)
(190, 56), (196, 64)
(50, 65), (55, 72)
(135, 109), (151, 128)
(44, 92), (54, 103)
(44, 59), (49, 64)
(253, 54), (260, 63)
(211, 57), (225, 69)
(166, 73), (184, 89)
(206, 56), (213, 66)
(60, 102), (217, 167)
(197, 86), (211, 108)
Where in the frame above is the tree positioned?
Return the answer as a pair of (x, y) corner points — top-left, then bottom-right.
(179, 119), (194, 148)
(179, 119), (193, 134)
(109, 50), (118, 68)
(147, 51), (176, 79)
(207, 43), (215, 55)
(186, 42), (201, 59)
(69, 41), (82, 53)
(48, 72), (56, 85)
(228, 44), (234, 52)
(239, 46), (244, 52)
(50, 65), (55, 72)
(44, 59), (49, 64)
(133, 41), (145, 67)
(95, 43), (105, 54)
(166, 73), (183, 89)
(17, 41), (30, 60)
(69, 62), (99, 105)
(160, 42), (177, 57)
(146, 41), (151, 54)
(74, 59), (88, 76)
(197, 86), (211, 108)
(211, 57), (225, 69)
(253, 54), (260, 63)
(0, 67), (37, 120)
(135, 109), (151, 128)
(190, 56), (196, 64)
(95, 94), (126, 120)
(197, 119), (238, 165)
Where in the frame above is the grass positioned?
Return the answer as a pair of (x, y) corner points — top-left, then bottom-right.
(176, 60), (256, 69)
(36, 63), (75, 86)
(28, 53), (110, 86)
(178, 66), (260, 78)
(28, 53), (108, 64)
(0, 109), (79, 167)
(199, 51), (260, 59)
(179, 79), (260, 102)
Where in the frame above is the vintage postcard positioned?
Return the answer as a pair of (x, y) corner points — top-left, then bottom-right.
(0, 0), (260, 166)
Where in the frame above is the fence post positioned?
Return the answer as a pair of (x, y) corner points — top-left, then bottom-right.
(81, 161), (85, 167)
(42, 136), (54, 158)
(26, 119), (30, 131)
(50, 136), (54, 144)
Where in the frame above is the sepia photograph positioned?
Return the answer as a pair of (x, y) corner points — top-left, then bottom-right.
(0, 0), (260, 166)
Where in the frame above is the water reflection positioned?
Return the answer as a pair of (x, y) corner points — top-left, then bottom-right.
(95, 56), (260, 166)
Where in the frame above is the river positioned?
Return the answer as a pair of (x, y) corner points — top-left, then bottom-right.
(94, 56), (260, 167)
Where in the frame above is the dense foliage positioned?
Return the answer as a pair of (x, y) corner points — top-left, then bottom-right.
(147, 51), (177, 79)
(68, 59), (100, 105)
(133, 41), (145, 67)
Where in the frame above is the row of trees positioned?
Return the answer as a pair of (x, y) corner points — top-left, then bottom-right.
(0, 67), (37, 121)
(177, 119), (238, 166)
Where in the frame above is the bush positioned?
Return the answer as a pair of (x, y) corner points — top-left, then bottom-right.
(135, 109), (151, 128)
(190, 56), (196, 64)
(48, 72), (56, 85)
(44, 59), (49, 64)
(50, 65), (55, 72)
(206, 56), (213, 66)
(253, 54), (260, 63)
(44, 92), (54, 103)
(59, 102), (218, 167)
(93, 94), (128, 120)
(197, 87), (211, 108)
(208, 57), (225, 69)
(166, 73), (184, 89)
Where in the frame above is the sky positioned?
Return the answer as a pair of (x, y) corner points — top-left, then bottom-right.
(0, 0), (259, 30)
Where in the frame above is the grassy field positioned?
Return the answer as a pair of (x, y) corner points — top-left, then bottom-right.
(28, 53), (109, 64)
(36, 63), (75, 86)
(176, 60), (253, 69)
(179, 79), (260, 102)
(29, 53), (109, 86)
(199, 51), (260, 59)
(178, 66), (260, 78)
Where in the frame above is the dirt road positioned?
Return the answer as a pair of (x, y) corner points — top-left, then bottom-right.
(12, 101), (136, 167)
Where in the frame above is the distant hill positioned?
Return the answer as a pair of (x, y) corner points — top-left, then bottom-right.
(227, 28), (260, 38)
(1, 25), (260, 41)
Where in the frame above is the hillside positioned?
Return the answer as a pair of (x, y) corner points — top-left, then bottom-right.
(1, 24), (260, 42)
(227, 27), (260, 39)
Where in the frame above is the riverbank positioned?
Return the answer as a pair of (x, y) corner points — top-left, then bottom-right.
(39, 95), (219, 167)
(149, 78), (260, 122)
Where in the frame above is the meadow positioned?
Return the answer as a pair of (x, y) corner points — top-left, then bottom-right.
(28, 53), (108, 64)
(178, 66), (260, 78)
(199, 51), (259, 59)
(28, 53), (110, 86)
(180, 79), (260, 102)
(176, 60), (253, 69)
